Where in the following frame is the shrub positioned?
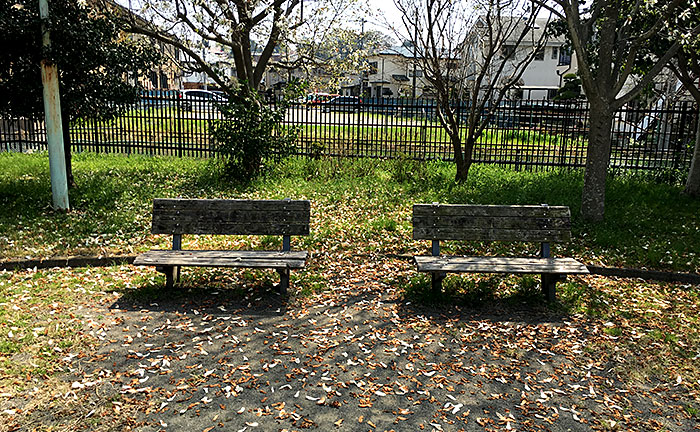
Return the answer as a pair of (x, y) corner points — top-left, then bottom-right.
(210, 83), (303, 182)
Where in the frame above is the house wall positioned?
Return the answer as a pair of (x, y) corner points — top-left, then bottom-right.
(500, 43), (574, 100)
(366, 54), (431, 99)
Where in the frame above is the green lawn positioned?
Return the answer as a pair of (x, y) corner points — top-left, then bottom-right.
(0, 151), (698, 408)
(0, 152), (697, 272)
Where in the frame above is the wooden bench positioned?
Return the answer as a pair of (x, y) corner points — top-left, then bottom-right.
(412, 203), (589, 301)
(133, 198), (310, 294)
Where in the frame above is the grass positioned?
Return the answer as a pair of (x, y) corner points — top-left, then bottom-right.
(75, 112), (591, 162)
(0, 151), (698, 408)
(1, 152), (698, 273)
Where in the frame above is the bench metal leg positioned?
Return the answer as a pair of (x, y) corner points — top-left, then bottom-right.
(277, 268), (290, 295)
(431, 272), (446, 294)
(542, 273), (565, 302)
(159, 266), (177, 289)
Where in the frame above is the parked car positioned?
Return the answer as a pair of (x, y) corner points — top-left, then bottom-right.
(182, 89), (227, 102)
(303, 93), (339, 108)
(210, 90), (230, 101)
(321, 96), (362, 113)
(179, 89), (227, 111)
(140, 89), (181, 108)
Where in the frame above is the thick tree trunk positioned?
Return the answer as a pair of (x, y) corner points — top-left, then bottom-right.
(684, 113), (700, 197)
(61, 111), (75, 188)
(456, 134), (476, 182)
(451, 129), (469, 182)
(581, 104), (614, 222)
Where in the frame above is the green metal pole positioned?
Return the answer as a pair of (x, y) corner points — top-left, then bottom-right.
(39, 0), (70, 210)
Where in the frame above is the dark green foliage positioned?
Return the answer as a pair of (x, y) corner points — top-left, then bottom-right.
(210, 82), (303, 182)
(554, 74), (582, 101)
(0, 0), (159, 121)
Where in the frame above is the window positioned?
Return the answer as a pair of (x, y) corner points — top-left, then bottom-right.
(369, 61), (378, 75)
(551, 47), (558, 60)
(149, 71), (158, 88)
(501, 45), (516, 59)
(534, 48), (545, 61)
(558, 48), (572, 66)
(409, 69), (423, 77)
(160, 72), (168, 89)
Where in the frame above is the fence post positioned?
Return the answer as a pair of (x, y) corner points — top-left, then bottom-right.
(176, 95), (183, 158)
(674, 101), (689, 171)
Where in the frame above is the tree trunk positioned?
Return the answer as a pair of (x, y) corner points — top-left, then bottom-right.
(451, 128), (469, 182)
(684, 112), (700, 197)
(581, 104), (614, 222)
(455, 134), (476, 182)
(61, 111), (75, 188)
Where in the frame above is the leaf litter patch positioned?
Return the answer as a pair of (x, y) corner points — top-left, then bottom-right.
(1, 258), (698, 431)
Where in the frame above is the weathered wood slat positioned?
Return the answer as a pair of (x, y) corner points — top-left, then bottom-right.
(154, 199), (310, 212)
(136, 250), (308, 260)
(152, 221), (310, 236)
(153, 210), (309, 223)
(413, 204), (570, 218)
(412, 227), (571, 242)
(413, 215), (570, 230)
(134, 250), (307, 269)
(412, 204), (571, 242)
(152, 198), (311, 235)
(414, 256), (589, 274)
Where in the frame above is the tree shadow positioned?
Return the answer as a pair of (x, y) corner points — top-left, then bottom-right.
(374, 271), (572, 326)
(110, 268), (289, 317)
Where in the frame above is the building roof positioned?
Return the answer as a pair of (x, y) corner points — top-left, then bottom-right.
(377, 43), (418, 58)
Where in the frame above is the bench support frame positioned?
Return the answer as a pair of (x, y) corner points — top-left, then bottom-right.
(136, 198), (310, 295)
(428, 238), (565, 300)
(415, 203), (586, 302)
(430, 240), (445, 293)
(540, 241), (560, 301)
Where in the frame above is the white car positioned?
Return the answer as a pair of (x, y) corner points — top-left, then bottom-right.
(181, 90), (227, 110)
(182, 89), (227, 102)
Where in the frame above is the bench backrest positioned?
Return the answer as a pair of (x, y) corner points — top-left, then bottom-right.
(413, 203), (571, 243)
(151, 198), (311, 236)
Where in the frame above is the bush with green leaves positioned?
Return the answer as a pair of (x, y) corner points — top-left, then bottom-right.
(554, 73), (583, 101)
(210, 84), (302, 182)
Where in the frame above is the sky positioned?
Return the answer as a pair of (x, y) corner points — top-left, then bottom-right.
(361, 0), (405, 35)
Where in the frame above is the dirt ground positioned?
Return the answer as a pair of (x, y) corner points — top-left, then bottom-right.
(2, 256), (698, 431)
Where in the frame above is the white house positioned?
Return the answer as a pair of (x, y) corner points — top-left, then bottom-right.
(363, 43), (433, 99)
(465, 17), (576, 100)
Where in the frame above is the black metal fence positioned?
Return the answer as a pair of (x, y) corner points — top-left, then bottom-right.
(1, 96), (697, 173)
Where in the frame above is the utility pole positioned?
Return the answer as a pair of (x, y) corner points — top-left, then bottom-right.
(202, 40), (209, 90)
(359, 18), (366, 97)
(411, 7), (418, 99)
(39, 0), (69, 211)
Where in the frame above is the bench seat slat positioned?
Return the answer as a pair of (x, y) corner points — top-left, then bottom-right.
(414, 256), (589, 274)
(134, 250), (308, 269)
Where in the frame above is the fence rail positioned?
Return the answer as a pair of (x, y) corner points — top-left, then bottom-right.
(1, 96), (697, 173)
